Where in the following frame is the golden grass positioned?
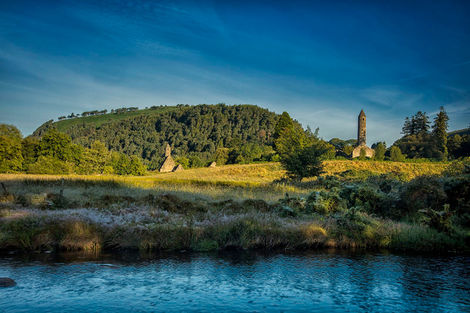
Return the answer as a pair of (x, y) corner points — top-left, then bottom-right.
(0, 160), (448, 202)
(153, 162), (284, 184)
(0, 160), (447, 184)
(322, 160), (448, 178)
(0, 160), (448, 201)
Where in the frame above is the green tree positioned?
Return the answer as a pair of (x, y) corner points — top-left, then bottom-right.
(274, 112), (294, 139)
(414, 111), (430, 134)
(75, 141), (111, 174)
(109, 152), (146, 175)
(27, 156), (74, 174)
(274, 122), (314, 160)
(175, 156), (190, 168)
(38, 129), (73, 161)
(214, 147), (229, 165)
(112, 153), (131, 175)
(32, 104), (282, 165)
(373, 142), (386, 161)
(390, 146), (405, 162)
(189, 155), (204, 168)
(0, 124), (23, 172)
(402, 117), (412, 136)
(128, 155), (146, 175)
(432, 106), (449, 160)
(21, 136), (39, 168)
(281, 140), (333, 180)
(343, 145), (354, 157)
(275, 123), (334, 180)
(448, 134), (462, 159)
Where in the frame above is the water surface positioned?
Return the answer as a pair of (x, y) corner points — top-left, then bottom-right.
(0, 251), (469, 312)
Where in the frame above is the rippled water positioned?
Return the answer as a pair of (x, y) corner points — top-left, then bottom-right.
(0, 251), (469, 312)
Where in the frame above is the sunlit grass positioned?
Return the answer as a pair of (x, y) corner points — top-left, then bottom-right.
(0, 161), (448, 202)
(0, 160), (459, 253)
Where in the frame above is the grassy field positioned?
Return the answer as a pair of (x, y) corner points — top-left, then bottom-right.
(1, 160), (464, 254)
(0, 161), (448, 202)
(152, 160), (448, 183)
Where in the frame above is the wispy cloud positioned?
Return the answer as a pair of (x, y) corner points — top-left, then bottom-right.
(1, 0), (469, 142)
(360, 87), (423, 108)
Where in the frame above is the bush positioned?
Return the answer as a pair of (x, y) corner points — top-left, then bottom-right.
(306, 189), (346, 215)
(400, 176), (447, 217)
(443, 157), (470, 176)
(334, 209), (387, 246)
(339, 169), (376, 180)
(419, 205), (453, 233)
(340, 183), (396, 217)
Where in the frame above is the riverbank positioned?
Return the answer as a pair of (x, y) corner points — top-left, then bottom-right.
(0, 205), (465, 253)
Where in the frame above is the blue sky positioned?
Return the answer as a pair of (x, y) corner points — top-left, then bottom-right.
(1, 0), (469, 145)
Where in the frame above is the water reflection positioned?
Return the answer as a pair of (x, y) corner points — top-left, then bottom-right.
(0, 250), (469, 312)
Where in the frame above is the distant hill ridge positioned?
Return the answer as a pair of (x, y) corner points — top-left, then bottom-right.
(33, 104), (281, 168)
(448, 127), (470, 137)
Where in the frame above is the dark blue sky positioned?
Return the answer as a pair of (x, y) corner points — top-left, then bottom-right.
(1, 0), (469, 144)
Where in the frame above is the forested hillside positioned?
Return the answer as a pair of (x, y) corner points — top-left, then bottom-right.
(33, 104), (281, 169)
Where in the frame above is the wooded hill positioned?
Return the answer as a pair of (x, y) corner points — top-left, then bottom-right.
(33, 104), (282, 169)
(448, 127), (470, 137)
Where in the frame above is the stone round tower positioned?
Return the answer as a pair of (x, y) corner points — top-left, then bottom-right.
(352, 109), (374, 158)
(357, 109), (366, 146)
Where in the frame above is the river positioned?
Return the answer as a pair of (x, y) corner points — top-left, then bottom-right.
(0, 250), (469, 312)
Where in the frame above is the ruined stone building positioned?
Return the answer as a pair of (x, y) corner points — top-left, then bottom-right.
(159, 143), (183, 172)
(352, 109), (375, 158)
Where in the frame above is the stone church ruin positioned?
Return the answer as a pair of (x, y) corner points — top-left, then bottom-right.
(159, 144), (183, 172)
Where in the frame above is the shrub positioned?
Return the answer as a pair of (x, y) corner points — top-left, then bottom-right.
(419, 205), (453, 233)
(443, 157), (470, 176)
(306, 189), (346, 215)
(315, 175), (342, 189)
(400, 176), (447, 217)
(340, 184), (396, 218)
(339, 169), (376, 180)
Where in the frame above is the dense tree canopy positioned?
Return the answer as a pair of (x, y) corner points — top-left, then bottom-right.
(34, 104), (279, 168)
(7, 104), (466, 178)
(0, 124), (24, 172)
(0, 125), (146, 175)
(394, 108), (468, 161)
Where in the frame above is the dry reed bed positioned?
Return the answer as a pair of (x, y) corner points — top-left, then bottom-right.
(0, 204), (458, 253)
